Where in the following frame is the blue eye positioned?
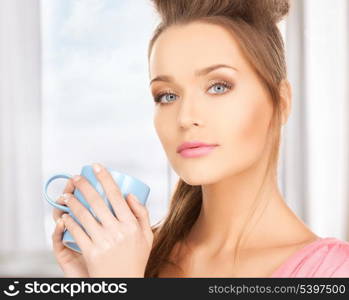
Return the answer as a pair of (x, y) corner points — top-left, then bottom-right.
(153, 80), (233, 105)
(154, 92), (177, 104)
(207, 81), (232, 94)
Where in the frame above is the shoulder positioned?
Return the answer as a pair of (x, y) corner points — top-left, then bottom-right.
(271, 237), (349, 277)
(322, 238), (349, 277)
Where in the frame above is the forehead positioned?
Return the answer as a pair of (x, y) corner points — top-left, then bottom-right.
(149, 21), (247, 77)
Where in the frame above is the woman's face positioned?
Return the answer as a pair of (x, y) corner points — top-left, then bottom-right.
(149, 21), (274, 185)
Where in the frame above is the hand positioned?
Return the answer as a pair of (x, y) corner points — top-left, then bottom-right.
(60, 163), (154, 277)
(51, 179), (89, 277)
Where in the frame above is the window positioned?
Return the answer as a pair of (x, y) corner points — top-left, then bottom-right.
(41, 0), (171, 249)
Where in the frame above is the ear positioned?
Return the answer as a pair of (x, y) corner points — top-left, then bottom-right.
(279, 79), (292, 125)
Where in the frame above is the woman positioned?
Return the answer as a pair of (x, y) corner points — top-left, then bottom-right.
(51, 0), (349, 278)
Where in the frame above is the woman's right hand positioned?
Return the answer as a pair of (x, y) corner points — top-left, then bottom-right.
(51, 178), (89, 278)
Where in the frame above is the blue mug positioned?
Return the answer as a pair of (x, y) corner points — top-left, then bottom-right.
(43, 165), (151, 253)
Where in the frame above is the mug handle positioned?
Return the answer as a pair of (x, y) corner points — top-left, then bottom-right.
(43, 174), (73, 213)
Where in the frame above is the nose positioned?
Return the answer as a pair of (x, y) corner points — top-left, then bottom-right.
(177, 96), (203, 129)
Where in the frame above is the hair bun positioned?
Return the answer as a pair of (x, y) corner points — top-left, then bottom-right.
(151, 0), (290, 27)
(245, 0), (290, 25)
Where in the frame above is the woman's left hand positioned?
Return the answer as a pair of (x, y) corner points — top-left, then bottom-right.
(60, 163), (153, 277)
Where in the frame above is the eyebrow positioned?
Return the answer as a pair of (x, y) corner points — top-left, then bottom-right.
(149, 64), (238, 86)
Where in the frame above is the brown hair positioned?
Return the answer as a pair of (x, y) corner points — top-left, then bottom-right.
(145, 0), (290, 277)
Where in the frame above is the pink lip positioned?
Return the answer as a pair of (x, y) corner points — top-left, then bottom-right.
(178, 145), (218, 158)
(177, 141), (219, 153)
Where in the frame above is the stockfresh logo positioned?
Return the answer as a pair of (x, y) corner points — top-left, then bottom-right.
(3, 281), (20, 297)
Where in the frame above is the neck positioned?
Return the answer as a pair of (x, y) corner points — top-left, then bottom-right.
(186, 151), (313, 256)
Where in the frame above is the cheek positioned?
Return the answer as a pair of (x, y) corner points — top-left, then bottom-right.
(153, 112), (173, 153)
(238, 100), (271, 144)
(222, 95), (273, 168)
(153, 113), (164, 142)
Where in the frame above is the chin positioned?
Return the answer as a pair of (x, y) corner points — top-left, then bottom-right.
(169, 158), (225, 186)
(178, 172), (221, 186)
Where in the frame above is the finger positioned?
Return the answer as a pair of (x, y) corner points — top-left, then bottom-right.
(70, 174), (116, 228)
(64, 178), (75, 194)
(61, 214), (92, 253)
(53, 195), (69, 222)
(63, 195), (105, 243)
(52, 179), (74, 222)
(52, 217), (67, 254)
(92, 163), (136, 223)
(126, 194), (152, 234)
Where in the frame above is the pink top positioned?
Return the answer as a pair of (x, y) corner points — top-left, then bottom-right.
(270, 237), (349, 277)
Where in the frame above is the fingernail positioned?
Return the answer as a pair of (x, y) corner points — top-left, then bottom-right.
(92, 163), (102, 173)
(130, 194), (139, 202)
(62, 214), (68, 219)
(61, 193), (70, 204)
(72, 175), (81, 182)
